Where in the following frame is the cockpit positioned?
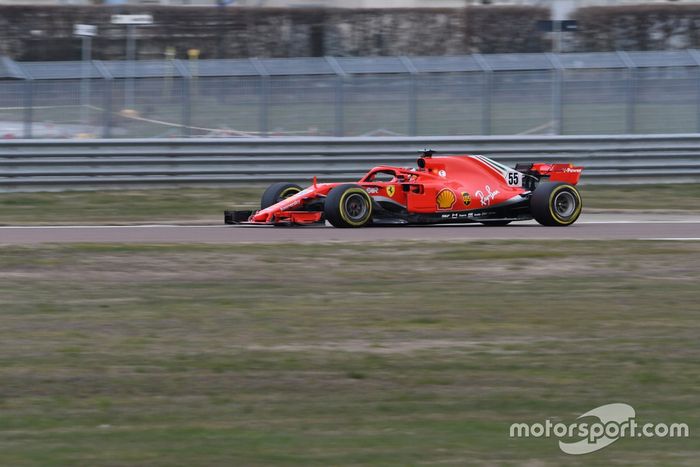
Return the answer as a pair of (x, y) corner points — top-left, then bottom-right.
(361, 168), (417, 183)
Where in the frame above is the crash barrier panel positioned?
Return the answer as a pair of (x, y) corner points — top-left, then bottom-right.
(2, 134), (700, 190)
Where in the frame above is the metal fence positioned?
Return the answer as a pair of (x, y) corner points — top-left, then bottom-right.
(2, 134), (700, 191)
(3, 51), (700, 139)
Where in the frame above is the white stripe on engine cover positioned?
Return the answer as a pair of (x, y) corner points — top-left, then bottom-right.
(471, 155), (509, 178)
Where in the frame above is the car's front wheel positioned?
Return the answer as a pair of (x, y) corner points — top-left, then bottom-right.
(324, 184), (373, 228)
(530, 182), (582, 226)
(260, 182), (302, 209)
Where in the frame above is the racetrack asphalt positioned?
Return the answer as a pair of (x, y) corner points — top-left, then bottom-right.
(1, 214), (699, 244)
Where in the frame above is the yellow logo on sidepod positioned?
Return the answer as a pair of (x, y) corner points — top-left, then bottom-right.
(436, 189), (456, 210)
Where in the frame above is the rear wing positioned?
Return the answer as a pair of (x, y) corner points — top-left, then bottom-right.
(515, 162), (583, 185)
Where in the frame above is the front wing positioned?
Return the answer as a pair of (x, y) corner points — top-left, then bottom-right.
(225, 210), (323, 225)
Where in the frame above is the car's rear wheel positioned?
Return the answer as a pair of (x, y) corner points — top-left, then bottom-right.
(324, 184), (373, 228)
(261, 182), (302, 209)
(530, 182), (582, 226)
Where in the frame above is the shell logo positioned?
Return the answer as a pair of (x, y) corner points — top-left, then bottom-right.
(436, 188), (456, 210)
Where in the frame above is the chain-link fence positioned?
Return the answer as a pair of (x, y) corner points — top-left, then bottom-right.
(2, 51), (700, 139)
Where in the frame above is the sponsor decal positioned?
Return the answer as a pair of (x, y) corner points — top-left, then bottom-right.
(472, 211), (494, 218)
(365, 187), (379, 194)
(386, 185), (396, 197)
(438, 169), (447, 177)
(564, 167), (583, 173)
(509, 403), (689, 456)
(436, 188), (456, 210)
(441, 212), (471, 219)
(462, 192), (471, 207)
(475, 185), (500, 207)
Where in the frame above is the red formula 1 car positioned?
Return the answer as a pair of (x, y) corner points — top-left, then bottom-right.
(225, 151), (583, 227)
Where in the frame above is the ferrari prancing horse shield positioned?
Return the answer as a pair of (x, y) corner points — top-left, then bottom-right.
(386, 185), (396, 197)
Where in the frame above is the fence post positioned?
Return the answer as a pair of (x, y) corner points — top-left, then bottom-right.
(250, 58), (269, 136)
(259, 77), (269, 136)
(325, 57), (346, 137)
(697, 66), (700, 133)
(474, 54), (492, 136)
(399, 56), (418, 136)
(173, 59), (193, 137)
(617, 51), (636, 134)
(182, 76), (191, 137)
(23, 79), (33, 139)
(102, 79), (112, 138)
(408, 75), (417, 136)
(626, 71), (636, 134)
(555, 70), (564, 134)
(335, 76), (345, 136)
(483, 72), (493, 136)
(546, 53), (564, 135)
(94, 61), (113, 138)
(688, 50), (700, 132)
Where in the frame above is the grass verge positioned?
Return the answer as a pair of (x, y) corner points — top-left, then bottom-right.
(0, 240), (698, 465)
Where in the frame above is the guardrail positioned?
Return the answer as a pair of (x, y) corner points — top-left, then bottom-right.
(2, 134), (700, 191)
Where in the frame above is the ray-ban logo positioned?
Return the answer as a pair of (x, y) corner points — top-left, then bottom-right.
(509, 403), (689, 455)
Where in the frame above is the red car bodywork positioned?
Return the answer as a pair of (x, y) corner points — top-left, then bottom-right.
(230, 154), (583, 226)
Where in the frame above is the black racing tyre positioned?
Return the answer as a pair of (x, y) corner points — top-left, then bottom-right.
(479, 220), (512, 226)
(324, 184), (373, 228)
(530, 182), (582, 226)
(260, 182), (302, 209)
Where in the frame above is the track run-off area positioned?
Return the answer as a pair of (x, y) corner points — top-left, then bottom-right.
(1, 214), (699, 244)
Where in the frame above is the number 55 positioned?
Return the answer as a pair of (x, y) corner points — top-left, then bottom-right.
(507, 171), (521, 187)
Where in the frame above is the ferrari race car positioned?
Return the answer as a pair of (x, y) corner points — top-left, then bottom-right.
(225, 151), (583, 228)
